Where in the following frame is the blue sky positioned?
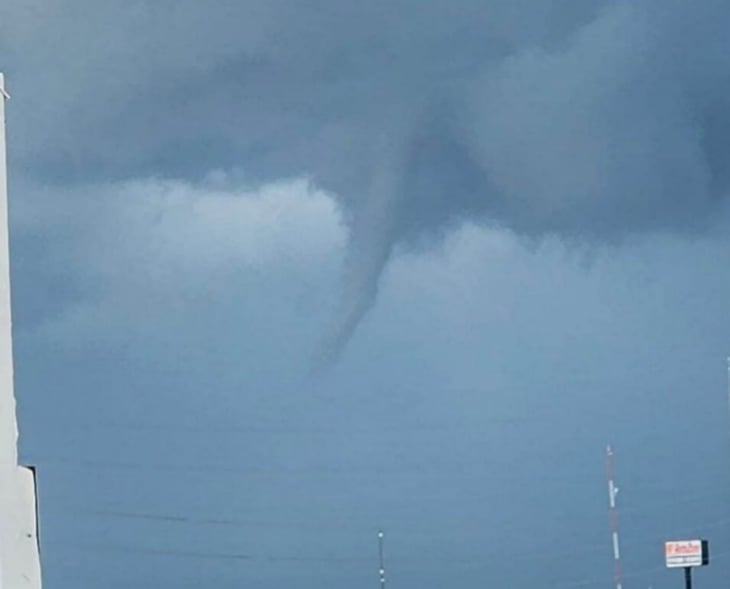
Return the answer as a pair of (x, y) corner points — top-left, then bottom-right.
(3, 1), (730, 587)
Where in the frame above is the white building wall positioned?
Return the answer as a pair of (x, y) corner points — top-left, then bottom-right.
(0, 73), (42, 589)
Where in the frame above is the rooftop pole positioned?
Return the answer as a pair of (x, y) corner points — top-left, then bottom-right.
(378, 530), (385, 588)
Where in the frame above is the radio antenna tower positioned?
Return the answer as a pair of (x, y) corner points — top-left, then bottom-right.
(378, 530), (386, 588)
(606, 445), (623, 589)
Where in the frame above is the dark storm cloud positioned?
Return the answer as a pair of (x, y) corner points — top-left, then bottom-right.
(3, 0), (730, 358)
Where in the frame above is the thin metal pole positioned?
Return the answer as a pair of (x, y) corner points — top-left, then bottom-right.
(606, 445), (623, 589)
(684, 566), (692, 589)
(378, 530), (385, 588)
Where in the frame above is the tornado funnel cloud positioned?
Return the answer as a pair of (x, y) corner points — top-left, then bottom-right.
(314, 137), (406, 369)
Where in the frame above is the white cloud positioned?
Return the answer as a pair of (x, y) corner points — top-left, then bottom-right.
(95, 175), (345, 274)
(28, 175), (346, 350)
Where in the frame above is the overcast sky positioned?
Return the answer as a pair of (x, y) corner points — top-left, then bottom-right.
(3, 1), (730, 587)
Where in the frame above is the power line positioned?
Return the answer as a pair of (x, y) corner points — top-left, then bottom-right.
(48, 506), (372, 531)
(31, 418), (531, 436)
(40, 537), (730, 583)
(46, 541), (371, 564)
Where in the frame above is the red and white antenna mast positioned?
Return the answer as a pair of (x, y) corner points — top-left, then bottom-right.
(726, 356), (730, 435)
(606, 444), (623, 589)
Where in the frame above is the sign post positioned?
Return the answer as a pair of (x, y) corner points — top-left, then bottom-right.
(665, 539), (709, 589)
(684, 565), (692, 589)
